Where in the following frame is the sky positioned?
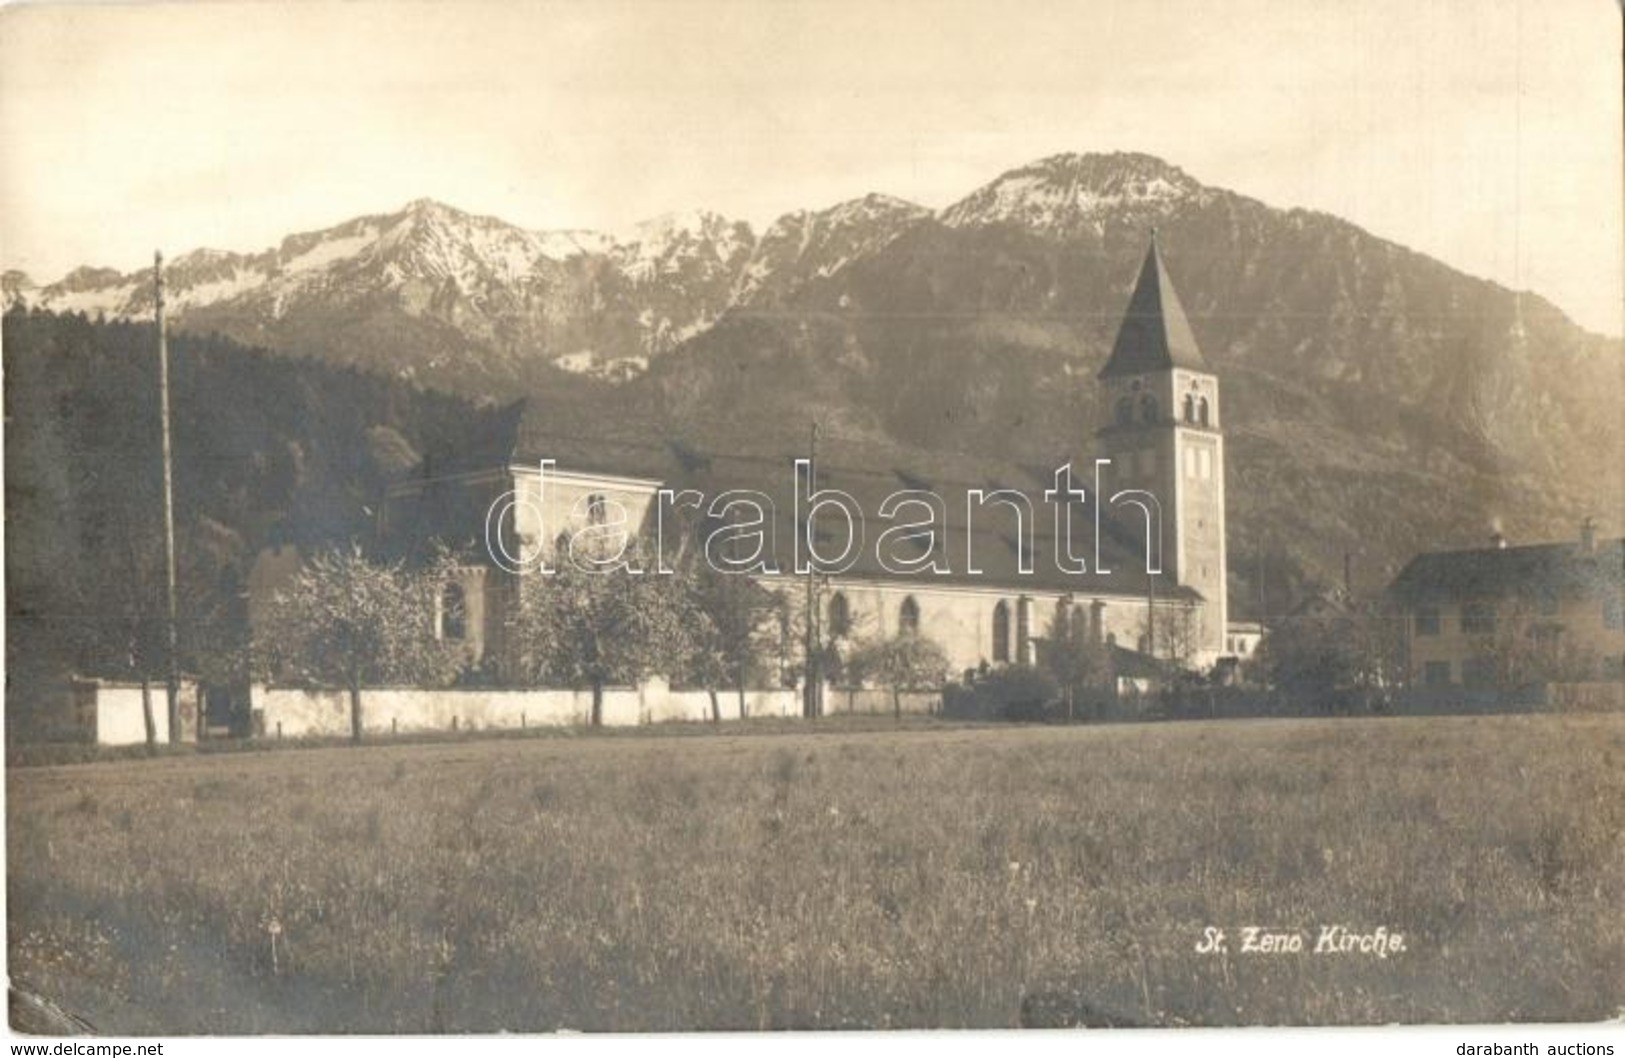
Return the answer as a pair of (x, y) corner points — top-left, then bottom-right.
(0, 0), (1620, 334)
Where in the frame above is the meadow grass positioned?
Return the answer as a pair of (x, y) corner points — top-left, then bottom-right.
(7, 714), (1623, 1032)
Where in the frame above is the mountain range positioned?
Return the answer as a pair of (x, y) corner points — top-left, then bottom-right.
(3, 189), (929, 388)
(6, 151), (1621, 601)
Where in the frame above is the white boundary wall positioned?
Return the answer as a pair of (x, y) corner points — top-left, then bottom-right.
(66, 679), (202, 745)
(252, 678), (828, 738)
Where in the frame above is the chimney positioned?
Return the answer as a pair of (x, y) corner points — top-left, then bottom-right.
(1580, 517), (1596, 553)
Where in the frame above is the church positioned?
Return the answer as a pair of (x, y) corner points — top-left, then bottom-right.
(379, 238), (1234, 690)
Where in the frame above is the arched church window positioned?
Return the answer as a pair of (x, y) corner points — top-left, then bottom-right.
(1184, 393), (1197, 422)
(1197, 396), (1210, 427)
(828, 592), (851, 638)
(992, 600), (1011, 663)
(1139, 395), (1158, 424)
(1115, 397), (1134, 427)
(440, 582), (467, 642)
(899, 596), (920, 636)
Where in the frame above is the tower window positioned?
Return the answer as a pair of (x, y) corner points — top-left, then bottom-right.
(992, 600), (1011, 663)
(1115, 397), (1134, 427)
(1184, 394), (1197, 423)
(899, 596), (920, 636)
(1139, 395), (1158, 424)
(1197, 396), (1211, 427)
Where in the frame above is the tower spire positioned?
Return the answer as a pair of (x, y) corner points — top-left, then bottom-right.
(1098, 236), (1206, 379)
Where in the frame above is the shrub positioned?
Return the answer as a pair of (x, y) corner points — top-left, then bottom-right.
(942, 664), (1061, 721)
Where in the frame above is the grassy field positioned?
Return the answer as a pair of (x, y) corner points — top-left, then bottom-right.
(7, 714), (1623, 1032)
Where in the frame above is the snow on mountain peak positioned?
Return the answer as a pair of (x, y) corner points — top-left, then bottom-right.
(731, 194), (930, 304)
(614, 209), (752, 282)
(618, 209), (742, 252)
(400, 196), (459, 218)
(20, 152), (1227, 381)
(940, 151), (1209, 233)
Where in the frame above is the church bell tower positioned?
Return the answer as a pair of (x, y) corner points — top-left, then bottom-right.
(1095, 235), (1227, 662)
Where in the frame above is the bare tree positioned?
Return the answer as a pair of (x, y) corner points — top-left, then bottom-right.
(848, 632), (952, 719)
(1039, 600), (1107, 721)
(685, 563), (781, 721)
(1136, 601), (1199, 671)
(254, 546), (466, 742)
(1470, 598), (1598, 690)
(507, 536), (702, 726)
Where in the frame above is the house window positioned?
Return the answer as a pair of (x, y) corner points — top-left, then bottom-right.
(1461, 601), (1496, 636)
(1604, 594), (1624, 630)
(1461, 656), (1496, 687)
(992, 600), (1011, 663)
(440, 582), (468, 642)
(899, 596), (920, 636)
(1415, 606), (1441, 636)
(1422, 660), (1452, 686)
(586, 493), (608, 526)
(1531, 624), (1562, 647)
(828, 592), (851, 638)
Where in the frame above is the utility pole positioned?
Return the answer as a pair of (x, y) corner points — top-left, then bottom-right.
(802, 421), (822, 719)
(1257, 533), (1268, 690)
(156, 252), (182, 743)
(1146, 566), (1157, 660)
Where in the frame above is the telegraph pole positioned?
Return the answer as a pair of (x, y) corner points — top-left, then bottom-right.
(1146, 567), (1157, 660)
(156, 252), (182, 743)
(802, 420), (822, 719)
(1257, 533), (1269, 691)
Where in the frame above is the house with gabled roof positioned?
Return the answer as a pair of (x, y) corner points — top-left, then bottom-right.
(1389, 520), (1625, 690)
